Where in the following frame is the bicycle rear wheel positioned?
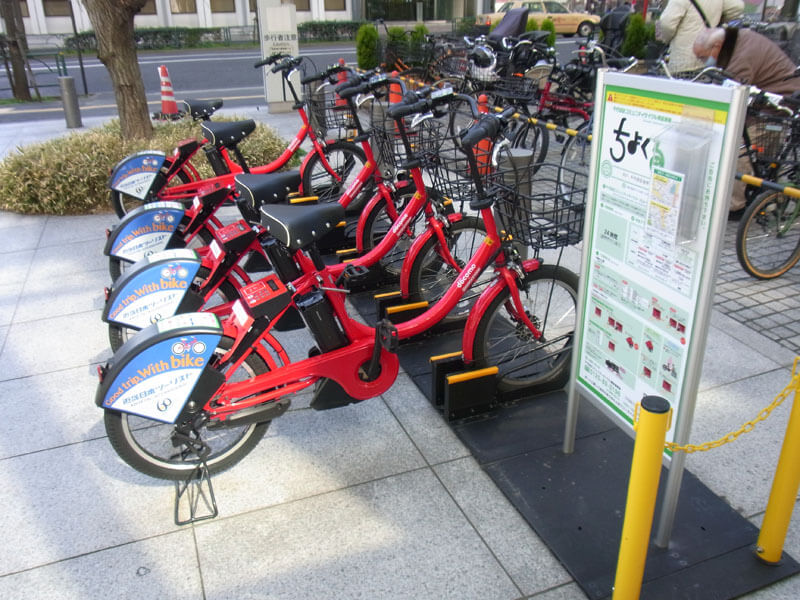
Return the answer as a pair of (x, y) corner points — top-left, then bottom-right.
(108, 266), (240, 352)
(104, 337), (274, 480)
(110, 165), (194, 218)
(108, 226), (215, 282)
(736, 189), (800, 279)
(470, 264), (578, 392)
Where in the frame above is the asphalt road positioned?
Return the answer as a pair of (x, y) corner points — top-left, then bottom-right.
(0, 44), (358, 122)
(0, 38), (584, 123)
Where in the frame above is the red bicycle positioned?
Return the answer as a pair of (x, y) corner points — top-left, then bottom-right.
(109, 54), (367, 217)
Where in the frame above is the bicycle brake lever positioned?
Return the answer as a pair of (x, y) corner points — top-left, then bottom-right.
(410, 112), (434, 129)
(491, 138), (511, 168)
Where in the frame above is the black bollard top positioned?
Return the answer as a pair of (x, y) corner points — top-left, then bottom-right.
(641, 395), (670, 414)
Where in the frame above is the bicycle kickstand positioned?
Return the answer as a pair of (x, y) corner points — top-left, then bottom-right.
(172, 432), (219, 526)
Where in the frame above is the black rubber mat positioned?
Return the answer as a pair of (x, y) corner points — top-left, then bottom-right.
(349, 287), (800, 599)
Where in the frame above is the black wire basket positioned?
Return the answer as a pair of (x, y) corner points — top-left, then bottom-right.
(747, 111), (796, 167)
(437, 51), (470, 78)
(491, 74), (538, 102)
(303, 80), (355, 136)
(366, 90), (411, 178)
(423, 118), (492, 206)
(492, 162), (587, 250)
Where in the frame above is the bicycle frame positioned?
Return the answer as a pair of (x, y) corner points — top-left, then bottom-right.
(208, 197), (540, 421)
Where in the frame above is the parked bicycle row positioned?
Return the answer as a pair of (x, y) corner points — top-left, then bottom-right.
(95, 55), (585, 485)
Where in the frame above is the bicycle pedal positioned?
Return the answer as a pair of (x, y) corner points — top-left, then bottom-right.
(376, 319), (399, 352)
(335, 263), (371, 287)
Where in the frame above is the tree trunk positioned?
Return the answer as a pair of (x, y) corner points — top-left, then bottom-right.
(0, 0), (32, 101)
(81, 0), (152, 140)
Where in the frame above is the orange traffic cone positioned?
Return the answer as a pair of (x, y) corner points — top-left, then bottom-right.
(156, 65), (180, 120)
(476, 94), (493, 176)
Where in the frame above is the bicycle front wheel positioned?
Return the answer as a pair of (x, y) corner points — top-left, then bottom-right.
(511, 120), (550, 172)
(104, 337), (273, 480)
(359, 185), (429, 277)
(736, 189), (800, 279)
(406, 216), (488, 323)
(559, 120), (592, 195)
(301, 141), (368, 210)
(470, 264), (578, 392)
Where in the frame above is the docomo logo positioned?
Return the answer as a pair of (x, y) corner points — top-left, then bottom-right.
(456, 263), (478, 289)
(390, 212), (412, 237)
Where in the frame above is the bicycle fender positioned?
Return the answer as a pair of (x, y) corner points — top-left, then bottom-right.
(95, 312), (223, 424)
(103, 249), (201, 329)
(109, 151), (167, 200)
(399, 213), (464, 296)
(461, 277), (509, 364)
(104, 201), (186, 261)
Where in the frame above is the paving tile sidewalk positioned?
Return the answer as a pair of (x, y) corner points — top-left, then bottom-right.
(0, 108), (799, 599)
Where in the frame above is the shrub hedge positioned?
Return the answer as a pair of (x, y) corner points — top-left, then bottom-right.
(0, 118), (292, 215)
(297, 21), (363, 42)
(67, 28), (227, 50)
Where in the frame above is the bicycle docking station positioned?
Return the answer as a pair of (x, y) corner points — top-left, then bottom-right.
(429, 352), (499, 421)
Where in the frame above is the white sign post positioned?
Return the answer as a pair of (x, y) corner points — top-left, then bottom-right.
(563, 70), (748, 546)
(257, 1), (299, 113)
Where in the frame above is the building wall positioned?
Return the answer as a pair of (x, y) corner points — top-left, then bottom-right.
(2, 0), (477, 36)
(2, 0), (300, 36)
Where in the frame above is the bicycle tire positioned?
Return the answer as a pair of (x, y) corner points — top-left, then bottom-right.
(108, 266), (239, 352)
(359, 185), (428, 277)
(510, 119), (550, 174)
(405, 216), (488, 324)
(469, 264), (579, 393)
(108, 227), (215, 282)
(736, 189), (800, 279)
(104, 337), (274, 480)
(559, 120), (592, 195)
(110, 164), (194, 218)
(301, 141), (369, 210)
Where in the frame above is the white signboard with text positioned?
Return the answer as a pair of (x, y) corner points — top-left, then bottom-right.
(568, 71), (747, 456)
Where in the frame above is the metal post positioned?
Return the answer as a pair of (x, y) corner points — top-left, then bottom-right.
(612, 396), (671, 600)
(756, 365), (800, 564)
(58, 76), (82, 129)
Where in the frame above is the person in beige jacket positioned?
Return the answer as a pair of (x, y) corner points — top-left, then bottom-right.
(656, 0), (743, 73)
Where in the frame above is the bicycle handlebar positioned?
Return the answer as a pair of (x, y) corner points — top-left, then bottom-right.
(386, 90), (478, 120)
(270, 56), (304, 74)
(335, 73), (402, 100)
(300, 63), (350, 85)
(254, 53), (291, 69)
(460, 107), (516, 149)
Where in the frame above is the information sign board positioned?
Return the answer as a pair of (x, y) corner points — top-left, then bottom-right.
(566, 71), (747, 455)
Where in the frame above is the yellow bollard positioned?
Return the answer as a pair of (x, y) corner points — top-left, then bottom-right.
(756, 366), (800, 564)
(613, 396), (672, 600)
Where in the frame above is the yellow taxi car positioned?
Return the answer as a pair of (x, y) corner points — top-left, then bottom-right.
(479, 1), (601, 37)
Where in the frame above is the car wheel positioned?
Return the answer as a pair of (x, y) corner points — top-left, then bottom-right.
(578, 21), (594, 38)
